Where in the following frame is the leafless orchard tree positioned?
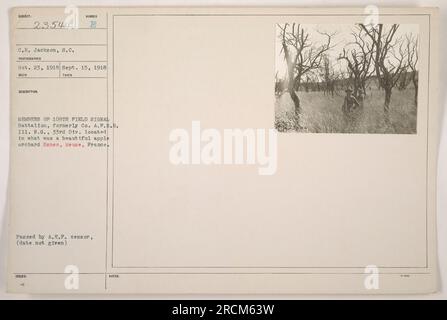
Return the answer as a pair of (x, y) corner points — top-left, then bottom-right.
(360, 24), (409, 115)
(406, 34), (419, 105)
(320, 54), (338, 96)
(338, 26), (374, 98)
(277, 23), (334, 124)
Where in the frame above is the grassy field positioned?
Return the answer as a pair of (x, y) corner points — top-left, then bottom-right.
(274, 88), (417, 134)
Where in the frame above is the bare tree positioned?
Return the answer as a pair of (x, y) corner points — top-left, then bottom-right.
(320, 54), (338, 96)
(277, 23), (333, 124)
(338, 26), (374, 98)
(360, 24), (409, 115)
(397, 71), (410, 91)
(406, 34), (419, 105)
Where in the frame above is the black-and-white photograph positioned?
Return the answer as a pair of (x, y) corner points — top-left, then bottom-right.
(275, 23), (419, 134)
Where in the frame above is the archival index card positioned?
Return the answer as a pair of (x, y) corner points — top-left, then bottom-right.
(8, 6), (440, 294)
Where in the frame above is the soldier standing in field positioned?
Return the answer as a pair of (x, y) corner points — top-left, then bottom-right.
(342, 88), (360, 132)
(342, 88), (360, 114)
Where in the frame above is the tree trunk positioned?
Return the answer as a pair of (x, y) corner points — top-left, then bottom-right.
(289, 88), (301, 117)
(361, 83), (367, 96)
(384, 87), (392, 114)
(413, 79), (418, 105)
